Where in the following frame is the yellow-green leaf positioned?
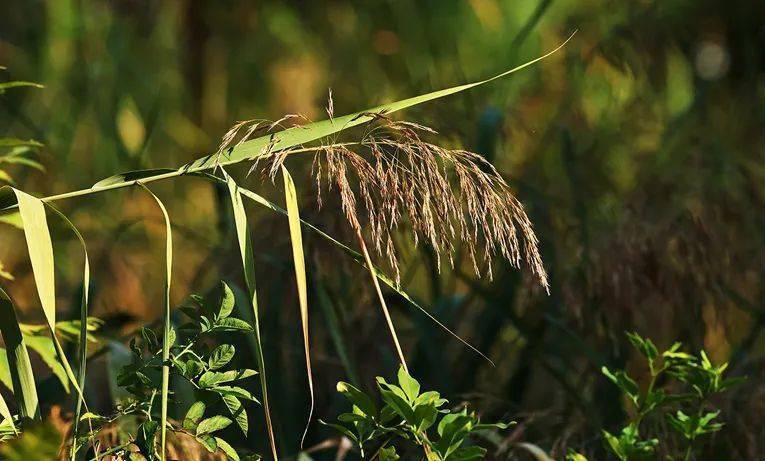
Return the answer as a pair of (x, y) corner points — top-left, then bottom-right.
(182, 35), (573, 172)
(80, 37), (572, 194)
(223, 171), (278, 460)
(43, 204), (91, 459)
(0, 287), (39, 419)
(138, 184), (173, 461)
(282, 166), (314, 447)
(0, 190), (89, 408)
(12, 189), (56, 327)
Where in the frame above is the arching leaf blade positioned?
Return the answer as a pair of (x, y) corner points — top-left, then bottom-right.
(184, 34), (574, 172)
(1, 189), (90, 404)
(11, 188), (56, 327)
(137, 184), (173, 461)
(223, 171), (279, 460)
(43, 204), (92, 459)
(281, 166), (314, 447)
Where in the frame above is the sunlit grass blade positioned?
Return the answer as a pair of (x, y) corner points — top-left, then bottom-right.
(0, 81), (44, 93)
(223, 171), (279, 460)
(10, 189), (56, 327)
(0, 386), (14, 429)
(137, 184), (173, 461)
(0, 36), (573, 209)
(43, 204), (92, 459)
(0, 287), (38, 420)
(0, 188), (91, 409)
(281, 166), (314, 448)
(183, 33), (575, 172)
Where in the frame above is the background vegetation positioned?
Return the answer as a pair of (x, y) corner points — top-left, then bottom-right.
(0, 0), (763, 459)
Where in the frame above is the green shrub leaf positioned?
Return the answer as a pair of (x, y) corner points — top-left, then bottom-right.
(218, 282), (235, 320)
(215, 436), (240, 461)
(209, 345), (235, 370)
(196, 415), (233, 435)
(184, 401), (206, 431)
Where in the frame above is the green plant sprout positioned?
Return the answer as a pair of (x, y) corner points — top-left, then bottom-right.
(568, 332), (744, 461)
(324, 366), (512, 460)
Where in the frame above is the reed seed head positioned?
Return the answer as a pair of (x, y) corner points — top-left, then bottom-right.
(222, 112), (549, 291)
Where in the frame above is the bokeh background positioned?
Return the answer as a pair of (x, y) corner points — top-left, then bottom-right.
(1, 0), (764, 459)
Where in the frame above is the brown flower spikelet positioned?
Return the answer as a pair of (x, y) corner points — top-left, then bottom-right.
(223, 114), (549, 291)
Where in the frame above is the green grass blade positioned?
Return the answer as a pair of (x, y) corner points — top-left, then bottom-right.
(0, 287), (38, 420)
(0, 81), (44, 92)
(92, 169), (176, 188)
(184, 34), (574, 172)
(10, 36), (572, 204)
(0, 189), (90, 406)
(223, 171), (279, 460)
(43, 205), (91, 459)
(313, 278), (358, 385)
(11, 189), (56, 327)
(281, 166), (314, 447)
(137, 184), (172, 461)
(0, 385), (14, 428)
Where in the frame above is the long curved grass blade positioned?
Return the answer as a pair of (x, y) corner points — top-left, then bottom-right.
(0, 287), (38, 420)
(223, 171), (279, 460)
(0, 188), (90, 403)
(43, 204), (92, 459)
(183, 33), (575, 172)
(7, 35), (573, 206)
(281, 166), (314, 447)
(137, 184), (173, 461)
(93, 169), (176, 188)
(0, 81), (44, 93)
(11, 189), (56, 327)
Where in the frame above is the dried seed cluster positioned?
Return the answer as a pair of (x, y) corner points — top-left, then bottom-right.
(220, 114), (549, 291)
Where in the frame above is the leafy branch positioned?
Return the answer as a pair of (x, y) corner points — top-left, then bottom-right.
(324, 367), (512, 460)
(70, 281), (260, 461)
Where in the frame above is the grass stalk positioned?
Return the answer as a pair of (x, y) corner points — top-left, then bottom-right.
(354, 227), (408, 372)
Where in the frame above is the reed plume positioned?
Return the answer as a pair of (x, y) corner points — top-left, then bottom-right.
(221, 112), (549, 291)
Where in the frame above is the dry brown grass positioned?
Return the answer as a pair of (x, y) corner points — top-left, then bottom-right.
(227, 112), (549, 291)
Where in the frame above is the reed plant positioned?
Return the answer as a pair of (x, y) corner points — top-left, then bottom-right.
(0, 37), (571, 460)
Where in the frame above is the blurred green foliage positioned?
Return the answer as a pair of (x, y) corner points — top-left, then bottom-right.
(1, 0), (764, 459)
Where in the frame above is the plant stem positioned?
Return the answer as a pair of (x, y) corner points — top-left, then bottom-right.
(684, 401), (705, 461)
(683, 443), (693, 461)
(354, 227), (408, 372)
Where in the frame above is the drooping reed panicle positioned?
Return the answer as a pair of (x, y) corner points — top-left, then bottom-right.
(219, 111), (549, 292)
